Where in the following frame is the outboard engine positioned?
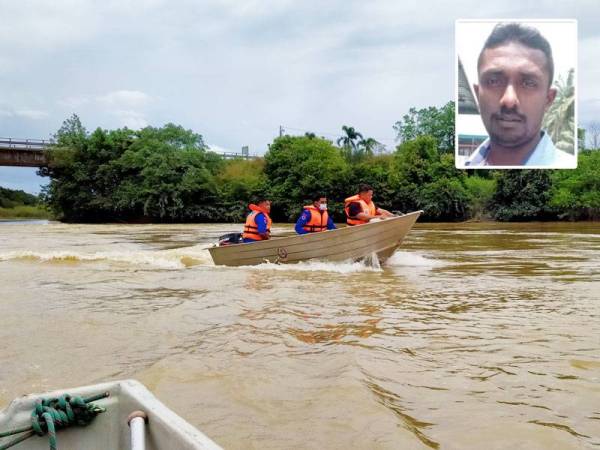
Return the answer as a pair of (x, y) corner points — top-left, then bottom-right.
(218, 232), (243, 246)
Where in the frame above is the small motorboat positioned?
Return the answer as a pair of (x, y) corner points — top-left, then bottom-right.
(0, 379), (221, 450)
(208, 211), (422, 267)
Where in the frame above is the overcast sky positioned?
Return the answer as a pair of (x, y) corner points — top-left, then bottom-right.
(2, 0), (599, 193)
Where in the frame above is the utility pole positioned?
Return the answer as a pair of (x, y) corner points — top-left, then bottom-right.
(279, 126), (284, 137)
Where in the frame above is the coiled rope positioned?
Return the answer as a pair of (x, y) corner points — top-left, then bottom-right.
(0, 392), (108, 450)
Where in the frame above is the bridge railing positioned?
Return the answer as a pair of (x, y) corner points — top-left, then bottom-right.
(0, 137), (50, 150)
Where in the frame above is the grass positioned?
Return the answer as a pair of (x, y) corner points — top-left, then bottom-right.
(0, 205), (54, 219)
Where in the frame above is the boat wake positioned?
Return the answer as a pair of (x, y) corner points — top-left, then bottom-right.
(0, 244), (215, 270)
(239, 259), (383, 274)
(385, 251), (443, 268)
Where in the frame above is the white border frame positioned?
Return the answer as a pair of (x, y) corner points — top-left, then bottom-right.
(454, 18), (578, 170)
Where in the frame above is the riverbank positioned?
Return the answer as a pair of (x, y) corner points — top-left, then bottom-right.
(0, 205), (53, 220)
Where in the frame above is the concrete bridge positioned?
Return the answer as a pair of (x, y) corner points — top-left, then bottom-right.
(0, 137), (257, 167)
(0, 138), (49, 167)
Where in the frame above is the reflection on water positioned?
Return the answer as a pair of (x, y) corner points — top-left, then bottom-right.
(1, 221), (599, 449)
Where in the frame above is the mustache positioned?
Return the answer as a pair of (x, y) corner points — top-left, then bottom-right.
(491, 107), (526, 122)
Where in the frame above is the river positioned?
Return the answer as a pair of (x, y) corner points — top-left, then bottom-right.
(1, 221), (599, 449)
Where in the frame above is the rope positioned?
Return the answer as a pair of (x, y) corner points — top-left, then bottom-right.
(0, 392), (108, 450)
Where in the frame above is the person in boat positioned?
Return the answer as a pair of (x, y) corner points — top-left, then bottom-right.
(242, 198), (272, 243)
(295, 195), (337, 235)
(344, 184), (394, 226)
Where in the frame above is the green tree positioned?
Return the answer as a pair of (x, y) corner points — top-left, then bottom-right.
(490, 170), (555, 221)
(464, 176), (496, 220)
(393, 101), (455, 153)
(215, 158), (267, 222)
(549, 150), (600, 220)
(389, 136), (469, 220)
(265, 135), (350, 221)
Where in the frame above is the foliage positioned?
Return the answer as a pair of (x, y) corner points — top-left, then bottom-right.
(549, 150), (600, 220)
(393, 101), (455, 153)
(464, 176), (496, 220)
(490, 170), (554, 221)
(265, 135), (350, 221)
(39, 112), (600, 223)
(0, 205), (53, 219)
(389, 136), (469, 220)
(41, 116), (222, 222)
(544, 69), (575, 154)
(0, 186), (39, 208)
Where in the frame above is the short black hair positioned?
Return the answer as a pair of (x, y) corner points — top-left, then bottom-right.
(477, 22), (554, 86)
(256, 197), (270, 204)
(312, 194), (327, 202)
(358, 184), (373, 193)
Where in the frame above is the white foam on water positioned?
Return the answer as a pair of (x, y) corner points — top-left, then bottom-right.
(0, 245), (215, 270)
(238, 259), (383, 274)
(385, 251), (444, 268)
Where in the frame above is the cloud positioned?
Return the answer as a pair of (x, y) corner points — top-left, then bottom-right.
(57, 96), (91, 109)
(0, 108), (49, 120)
(113, 110), (148, 129)
(97, 90), (153, 108)
(208, 143), (232, 154)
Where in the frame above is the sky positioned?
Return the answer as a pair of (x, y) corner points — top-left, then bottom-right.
(1, 0), (599, 193)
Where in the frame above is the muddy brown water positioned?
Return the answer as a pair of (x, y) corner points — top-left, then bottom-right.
(1, 221), (599, 449)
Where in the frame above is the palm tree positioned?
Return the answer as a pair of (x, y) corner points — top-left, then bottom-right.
(543, 68), (575, 153)
(358, 137), (382, 157)
(336, 126), (363, 151)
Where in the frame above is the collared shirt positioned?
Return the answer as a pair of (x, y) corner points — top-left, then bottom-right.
(465, 131), (575, 168)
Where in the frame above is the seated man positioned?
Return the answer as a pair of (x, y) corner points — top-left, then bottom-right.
(295, 195), (336, 235)
(242, 198), (272, 243)
(344, 184), (394, 226)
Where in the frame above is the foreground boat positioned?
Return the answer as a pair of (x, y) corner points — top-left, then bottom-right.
(0, 379), (221, 450)
(209, 211), (422, 267)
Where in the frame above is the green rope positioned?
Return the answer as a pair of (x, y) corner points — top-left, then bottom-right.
(0, 392), (108, 450)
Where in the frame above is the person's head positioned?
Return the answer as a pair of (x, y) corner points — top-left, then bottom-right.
(312, 194), (328, 211)
(474, 23), (557, 149)
(358, 184), (374, 202)
(256, 198), (271, 213)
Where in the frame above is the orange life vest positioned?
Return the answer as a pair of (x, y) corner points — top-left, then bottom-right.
(302, 205), (329, 233)
(344, 194), (377, 226)
(242, 204), (272, 240)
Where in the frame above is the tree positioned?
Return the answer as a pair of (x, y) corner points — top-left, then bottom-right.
(336, 125), (363, 150)
(490, 170), (555, 221)
(393, 101), (455, 153)
(549, 150), (600, 220)
(265, 135), (350, 221)
(543, 68), (575, 153)
(41, 117), (222, 222)
(358, 137), (384, 157)
(586, 121), (600, 149)
(389, 135), (469, 220)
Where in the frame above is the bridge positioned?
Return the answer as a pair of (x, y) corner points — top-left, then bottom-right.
(0, 137), (257, 167)
(0, 138), (49, 167)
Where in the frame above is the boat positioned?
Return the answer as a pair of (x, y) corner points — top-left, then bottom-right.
(209, 211), (422, 267)
(0, 379), (222, 450)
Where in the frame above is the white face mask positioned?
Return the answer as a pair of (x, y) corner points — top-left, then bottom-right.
(318, 203), (327, 211)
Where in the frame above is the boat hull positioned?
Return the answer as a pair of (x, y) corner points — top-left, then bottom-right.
(0, 379), (221, 450)
(208, 211), (422, 267)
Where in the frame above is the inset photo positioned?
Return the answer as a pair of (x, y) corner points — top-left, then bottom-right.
(455, 19), (577, 169)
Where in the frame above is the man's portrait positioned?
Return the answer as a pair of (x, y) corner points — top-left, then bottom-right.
(455, 20), (577, 168)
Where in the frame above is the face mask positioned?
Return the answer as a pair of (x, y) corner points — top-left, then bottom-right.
(319, 203), (327, 211)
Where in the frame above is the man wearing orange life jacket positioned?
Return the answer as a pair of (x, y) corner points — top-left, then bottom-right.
(295, 195), (337, 235)
(344, 183), (395, 226)
(242, 198), (272, 243)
